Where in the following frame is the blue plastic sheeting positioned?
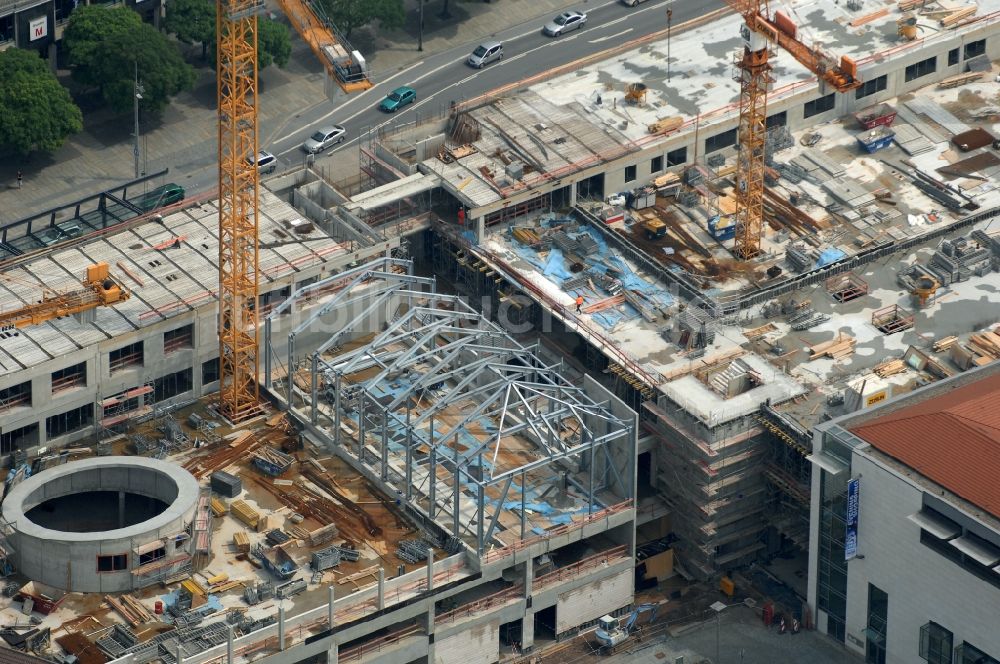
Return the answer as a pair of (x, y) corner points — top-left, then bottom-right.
(461, 230), (478, 245)
(816, 247), (846, 267)
(542, 249), (574, 281)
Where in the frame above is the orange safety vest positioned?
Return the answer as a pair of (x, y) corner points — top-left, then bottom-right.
(576, 296), (584, 306)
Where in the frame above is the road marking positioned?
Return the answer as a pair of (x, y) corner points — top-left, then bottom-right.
(269, 60), (426, 144)
(590, 28), (634, 43)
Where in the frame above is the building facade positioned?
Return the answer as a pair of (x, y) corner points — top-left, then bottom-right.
(808, 365), (1000, 663)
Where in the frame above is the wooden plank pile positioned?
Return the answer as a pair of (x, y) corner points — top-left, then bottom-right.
(231, 500), (261, 529)
(850, 7), (889, 25)
(808, 334), (856, 360)
(967, 330), (1000, 359)
(933, 336), (958, 352)
(104, 594), (151, 627)
(233, 531), (251, 554)
(938, 71), (983, 88)
(581, 294), (624, 314)
(744, 322), (778, 340)
(210, 497), (227, 517)
(874, 358), (907, 378)
(512, 227), (543, 246)
(940, 5), (977, 26)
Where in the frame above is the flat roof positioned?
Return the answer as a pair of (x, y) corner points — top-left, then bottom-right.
(0, 191), (349, 377)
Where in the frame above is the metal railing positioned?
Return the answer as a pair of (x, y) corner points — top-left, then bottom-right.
(436, 585), (524, 624)
(338, 625), (423, 663)
(534, 545), (629, 591)
(481, 499), (634, 565)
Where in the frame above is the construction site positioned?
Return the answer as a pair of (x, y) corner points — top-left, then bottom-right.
(2, 0), (1000, 662)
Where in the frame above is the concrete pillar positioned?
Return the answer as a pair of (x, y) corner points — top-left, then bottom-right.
(328, 585), (335, 628)
(569, 184), (578, 207)
(377, 567), (385, 610)
(118, 491), (126, 528)
(175, 644), (184, 664)
(279, 605), (286, 650)
(522, 557), (535, 650)
(476, 216), (485, 243)
(426, 549), (434, 592)
(327, 643), (339, 664)
(227, 626), (234, 664)
(48, 42), (57, 74)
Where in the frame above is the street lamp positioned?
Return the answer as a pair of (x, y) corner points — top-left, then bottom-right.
(667, 9), (673, 83)
(133, 62), (145, 180)
(711, 601), (726, 664)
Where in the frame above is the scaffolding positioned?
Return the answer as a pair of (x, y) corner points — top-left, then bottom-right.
(265, 263), (637, 555)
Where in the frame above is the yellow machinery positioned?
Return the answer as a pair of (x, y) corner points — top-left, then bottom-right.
(0, 263), (130, 330)
(624, 82), (648, 105)
(725, 1), (863, 259)
(911, 275), (939, 308)
(217, 0), (263, 422)
(643, 219), (667, 240)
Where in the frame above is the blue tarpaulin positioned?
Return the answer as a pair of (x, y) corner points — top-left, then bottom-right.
(816, 248), (846, 267)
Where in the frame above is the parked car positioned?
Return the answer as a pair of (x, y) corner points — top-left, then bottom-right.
(301, 125), (346, 154)
(468, 41), (503, 68)
(248, 150), (277, 174)
(620, 0), (651, 5)
(379, 86), (416, 112)
(36, 221), (83, 247)
(543, 10), (587, 36)
(135, 183), (185, 212)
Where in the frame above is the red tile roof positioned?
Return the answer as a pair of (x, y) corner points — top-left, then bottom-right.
(850, 372), (1000, 520)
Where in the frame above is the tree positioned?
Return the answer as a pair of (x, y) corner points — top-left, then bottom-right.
(438, 0), (451, 20)
(0, 49), (82, 155)
(206, 17), (292, 71)
(317, 0), (404, 38)
(258, 19), (292, 70)
(163, 0), (215, 60)
(65, 6), (196, 113)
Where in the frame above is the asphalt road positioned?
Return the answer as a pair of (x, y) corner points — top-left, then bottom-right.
(180, 0), (725, 196)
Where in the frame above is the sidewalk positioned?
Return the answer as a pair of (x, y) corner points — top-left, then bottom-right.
(0, 0), (590, 222)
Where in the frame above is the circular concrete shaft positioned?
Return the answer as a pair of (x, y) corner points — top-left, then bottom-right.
(2, 457), (200, 593)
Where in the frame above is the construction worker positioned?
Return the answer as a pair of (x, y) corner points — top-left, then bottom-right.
(575, 294), (584, 314)
(457, 207), (466, 226)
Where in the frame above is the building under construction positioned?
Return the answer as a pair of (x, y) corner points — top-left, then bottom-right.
(3, 0), (1000, 662)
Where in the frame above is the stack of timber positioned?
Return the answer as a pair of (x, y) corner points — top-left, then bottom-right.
(933, 336), (958, 352)
(582, 294), (625, 313)
(968, 330), (1000, 359)
(809, 334), (856, 360)
(104, 594), (152, 627)
(209, 497), (228, 517)
(231, 500), (261, 529)
(309, 524), (339, 546)
(233, 531), (251, 554)
(874, 358), (907, 377)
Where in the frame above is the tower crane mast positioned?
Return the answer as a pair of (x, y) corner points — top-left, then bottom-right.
(727, 0), (863, 259)
(217, 0), (264, 421)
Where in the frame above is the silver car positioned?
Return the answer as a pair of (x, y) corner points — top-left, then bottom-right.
(543, 10), (587, 36)
(301, 125), (346, 154)
(247, 150), (277, 174)
(468, 41), (503, 68)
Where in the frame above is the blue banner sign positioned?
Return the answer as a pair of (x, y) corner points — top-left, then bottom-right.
(845, 478), (860, 561)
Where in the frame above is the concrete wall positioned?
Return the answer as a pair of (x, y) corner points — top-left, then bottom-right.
(4, 459), (198, 593)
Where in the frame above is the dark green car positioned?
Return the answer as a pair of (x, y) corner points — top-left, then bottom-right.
(135, 183), (185, 212)
(379, 86), (416, 113)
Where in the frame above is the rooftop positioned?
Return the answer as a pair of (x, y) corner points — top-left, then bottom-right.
(0, 191), (352, 377)
(850, 368), (1000, 520)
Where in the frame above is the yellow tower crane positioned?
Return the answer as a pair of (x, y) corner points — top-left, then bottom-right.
(726, 0), (863, 259)
(217, 0), (264, 421)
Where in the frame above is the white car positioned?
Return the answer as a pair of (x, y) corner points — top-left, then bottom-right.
(543, 10), (587, 36)
(620, 0), (652, 5)
(248, 150), (277, 174)
(301, 125), (346, 154)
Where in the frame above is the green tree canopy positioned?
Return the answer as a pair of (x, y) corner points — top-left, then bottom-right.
(163, 0), (216, 59)
(0, 49), (82, 155)
(65, 6), (196, 113)
(258, 18), (291, 69)
(317, 0), (404, 38)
